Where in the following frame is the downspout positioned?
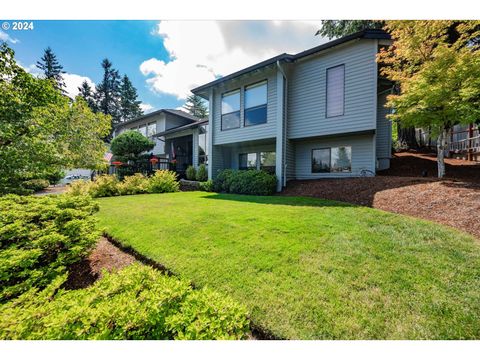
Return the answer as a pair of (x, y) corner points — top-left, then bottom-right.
(276, 60), (288, 188)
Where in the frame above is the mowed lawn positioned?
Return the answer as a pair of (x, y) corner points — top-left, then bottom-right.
(96, 192), (480, 339)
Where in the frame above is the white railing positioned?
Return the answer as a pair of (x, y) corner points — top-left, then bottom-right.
(448, 134), (480, 154)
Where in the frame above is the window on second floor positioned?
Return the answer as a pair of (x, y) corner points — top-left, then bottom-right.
(326, 65), (345, 118)
(147, 122), (156, 137)
(221, 89), (240, 130)
(139, 125), (147, 137)
(244, 80), (267, 127)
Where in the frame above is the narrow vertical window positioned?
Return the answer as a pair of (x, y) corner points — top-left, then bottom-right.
(244, 80), (267, 126)
(221, 90), (240, 130)
(326, 65), (345, 118)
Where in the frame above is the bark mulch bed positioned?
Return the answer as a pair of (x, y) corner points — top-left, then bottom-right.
(63, 237), (136, 289)
(283, 151), (480, 239)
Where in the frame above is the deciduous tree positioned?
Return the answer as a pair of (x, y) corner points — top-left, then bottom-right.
(378, 20), (480, 177)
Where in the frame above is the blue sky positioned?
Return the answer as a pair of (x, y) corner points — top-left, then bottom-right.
(1, 20), (326, 112)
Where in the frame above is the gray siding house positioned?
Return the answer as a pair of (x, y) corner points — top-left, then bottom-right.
(191, 29), (393, 190)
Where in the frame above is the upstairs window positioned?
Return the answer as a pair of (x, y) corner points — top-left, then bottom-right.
(326, 65), (345, 118)
(244, 80), (267, 126)
(239, 153), (257, 170)
(221, 90), (240, 130)
(147, 122), (156, 137)
(139, 125), (147, 137)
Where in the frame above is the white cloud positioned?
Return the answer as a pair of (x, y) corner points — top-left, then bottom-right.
(140, 102), (154, 113)
(0, 30), (19, 44)
(63, 73), (95, 99)
(140, 20), (326, 100)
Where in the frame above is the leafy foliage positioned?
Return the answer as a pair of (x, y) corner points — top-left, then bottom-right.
(89, 175), (120, 198)
(0, 43), (110, 194)
(0, 195), (98, 302)
(378, 20), (480, 177)
(36, 47), (66, 93)
(110, 130), (155, 164)
(183, 94), (208, 119)
(316, 20), (385, 39)
(199, 180), (214, 192)
(119, 74), (143, 121)
(186, 165), (196, 180)
(0, 264), (250, 340)
(118, 173), (149, 195)
(214, 170), (277, 196)
(148, 170), (180, 193)
(21, 179), (49, 192)
(196, 164), (208, 182)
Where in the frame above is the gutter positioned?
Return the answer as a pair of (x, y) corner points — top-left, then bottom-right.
(276, 60), (288, 188)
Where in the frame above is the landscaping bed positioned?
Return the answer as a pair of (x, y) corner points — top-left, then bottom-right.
(96, 192), (480, 339)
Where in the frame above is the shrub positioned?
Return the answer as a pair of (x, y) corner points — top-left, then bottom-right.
(199, 180), (214, 192)
(118, 173), (149, 195)
(148, 170), (179, 193)
(0, 195), (99, 302)
(21, 179), (49, 192)
(214, 169), (277, 196)
(196, 164), (208, 182)
(66, 180), (92, 196)
(0, 264), (250, 340)
(43, 169), (66, 186)
(186, 166), (196, 180)
(89, 174), (119, 198)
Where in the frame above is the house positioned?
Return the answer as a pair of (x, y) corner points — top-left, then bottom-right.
(191, 29), (393, 191)
(113, 109), (207, 175)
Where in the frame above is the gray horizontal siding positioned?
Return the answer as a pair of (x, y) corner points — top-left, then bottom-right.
(212, 68), (277, 145)
(288, 39), (377, 139)
(294, 133), (375, 179)
(376, 93), (391, 170)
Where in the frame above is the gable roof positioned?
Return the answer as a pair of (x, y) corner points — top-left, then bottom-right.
(191, 29), (390, 96)
(153, 119), (208, 138)
(115, 108), (202, 129)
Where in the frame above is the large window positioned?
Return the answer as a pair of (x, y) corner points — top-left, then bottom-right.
(326, 65), (345, 118)
(147, 122), (156, 137)
(198, 124), (208, 165)
(244, 81), (267, 126)
(312, 146), (351, 173)
(260, 151), (276, 174)
(239, 153), (257, 170)
(139, 125), (147, 137)
(221, 90), (240, 130)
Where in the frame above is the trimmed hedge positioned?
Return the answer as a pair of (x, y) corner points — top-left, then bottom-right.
(214, 170), (277, 196)
(0, 195), (98, 302)
(0, 264), (250, 340)
(186, 166), (196, 181)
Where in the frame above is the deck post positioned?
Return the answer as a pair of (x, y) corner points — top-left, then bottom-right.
(207, 88), (214, 180)
(275, 68), (285, 192)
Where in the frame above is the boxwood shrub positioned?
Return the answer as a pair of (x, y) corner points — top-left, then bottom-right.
(214, 169), (277, 196)
(0, 264), (250, 340)
(0, 195), (99, 302)
(196, 164), (208, 182)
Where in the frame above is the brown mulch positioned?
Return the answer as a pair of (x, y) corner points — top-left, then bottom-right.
(63, 237), (136, 289)
(283, 151), (480, 239)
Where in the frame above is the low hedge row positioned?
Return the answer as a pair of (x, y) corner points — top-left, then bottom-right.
(0, 264), (250, 340)
(214, 169), (277, 196)
(0, 194), (98, 302)
(67, 171), (179, 198)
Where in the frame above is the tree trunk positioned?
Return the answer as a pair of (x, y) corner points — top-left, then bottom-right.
(398, 124), (419, 149)
(436, 129), (447, 178)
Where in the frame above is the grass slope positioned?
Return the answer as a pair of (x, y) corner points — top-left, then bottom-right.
(96, 192), (480, 339)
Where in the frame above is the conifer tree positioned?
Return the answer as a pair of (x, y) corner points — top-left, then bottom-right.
(36, 47), (66, 92)
(119, 74), (143, 121)
(78, 80), (97, 112)
(183, 94), (208, 119)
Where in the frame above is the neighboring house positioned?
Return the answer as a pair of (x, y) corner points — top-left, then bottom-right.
(191, 29), (393, 190)
(113, 109), (207, 174)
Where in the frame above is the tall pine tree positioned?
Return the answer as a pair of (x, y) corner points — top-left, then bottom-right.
(183, 94), (208, 119)
(119, 74), (143, 121)
(36, 47), (66, 92)
(78, 80), (97, 112)
(316, 20), (385, 39)
(95, 58), (121, 140)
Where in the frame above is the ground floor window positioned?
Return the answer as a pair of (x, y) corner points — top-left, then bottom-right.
(312, 146), (351, 173)
(239, 153), (257, 170)
(260, 151), (276, 174)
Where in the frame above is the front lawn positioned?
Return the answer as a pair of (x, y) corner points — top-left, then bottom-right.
(96, 192), (480, 339)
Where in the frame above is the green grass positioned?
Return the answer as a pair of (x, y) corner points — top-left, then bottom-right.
(96, 192), (480, 339)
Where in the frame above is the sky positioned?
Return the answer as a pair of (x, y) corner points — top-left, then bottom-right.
(1, 20), (328, 112)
